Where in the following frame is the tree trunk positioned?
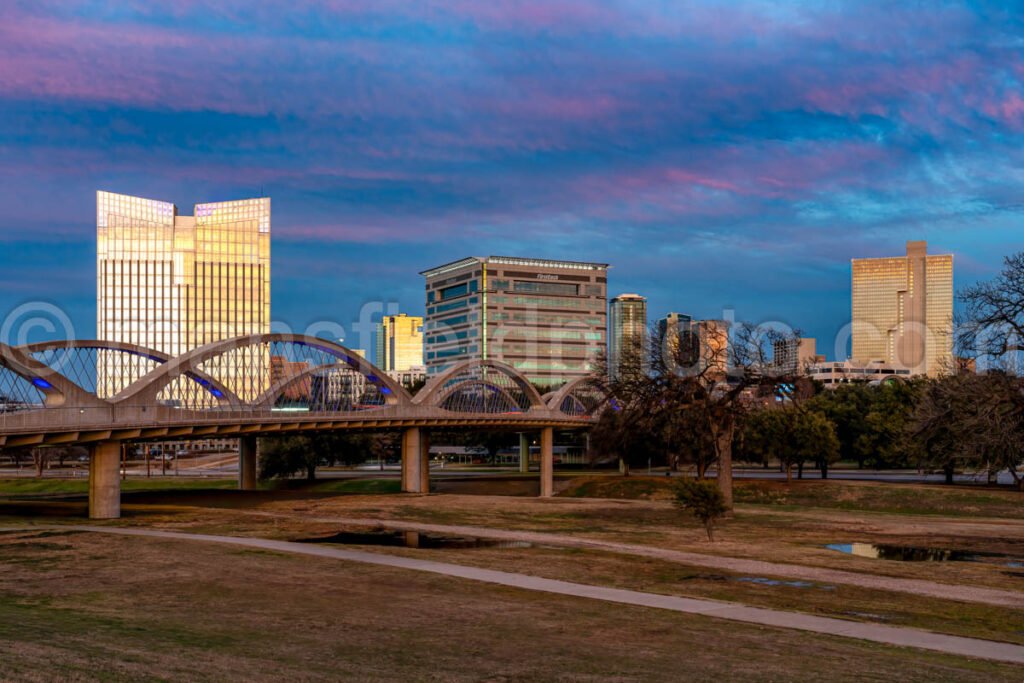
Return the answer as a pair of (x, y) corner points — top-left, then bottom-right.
(619, 457), (630, 477)
(821, 459), (829, 480)
(797, 460), (804, 480)
(696, 460), (706, 480)
(785, 463), (792, 484)
(716, 429), (733, 510)
(705, 520), (715, 542)
(944, 463), (954, 485)
(306, 463), (317, 481)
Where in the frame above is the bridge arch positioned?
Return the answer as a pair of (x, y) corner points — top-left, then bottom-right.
(113, 334), (410, 407)
(413, 359), (548, 414)
(252, 361), (400, 411)
(546, 375), (611, 419)
(20, 339), (240, 405)
(0, 342), (104, 410)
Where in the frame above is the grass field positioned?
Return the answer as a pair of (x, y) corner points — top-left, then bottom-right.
(1, 528), (1020, 682)
(1, 474), (1023, 679)
(562, 476), (1024, 518)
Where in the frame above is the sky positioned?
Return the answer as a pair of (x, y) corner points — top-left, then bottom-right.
(1, 0), (1023, 361)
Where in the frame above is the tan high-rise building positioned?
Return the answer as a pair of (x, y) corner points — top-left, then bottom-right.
(696, 319), (730, 377)
(374, 314), (424, 372)
(851, 240), (953, 377)
(96, 190), (271, 399)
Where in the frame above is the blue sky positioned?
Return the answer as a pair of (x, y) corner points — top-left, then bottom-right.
(1, 1), (1022, 360)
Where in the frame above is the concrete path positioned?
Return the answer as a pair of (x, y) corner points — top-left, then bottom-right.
(37, 525), (1024, 665)
(255, 512), (1024, 609)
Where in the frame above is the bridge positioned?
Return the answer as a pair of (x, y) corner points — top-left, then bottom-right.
(0, 334), (609, 519)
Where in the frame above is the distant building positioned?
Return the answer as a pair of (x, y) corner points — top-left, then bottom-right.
(851, 240), (953, 377)
(270, 356), (310, 402)
(774, 337), (820, 375)
(696, 319), (730, 377)
(655, 313), (696, 369)
(374, 313), (424, 372)
(389, 365), (427, 389)
(608, 293), (647, 380)
(654, 313), (728, 376)
(809, 360), (912, 388)
(421, 256), (608, 388)
(96, 190), (271, 400)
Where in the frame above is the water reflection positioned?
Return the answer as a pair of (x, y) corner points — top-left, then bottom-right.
(827, 542), (1024, 566)
(826, 543), (973, 562)
(296, 530), (534, 550)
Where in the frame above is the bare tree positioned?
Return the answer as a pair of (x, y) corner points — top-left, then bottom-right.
(958, 252), (1024, 369)
(592, 315), (802, 506)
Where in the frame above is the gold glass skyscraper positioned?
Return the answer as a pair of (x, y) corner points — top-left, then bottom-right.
(374, 313), (424, 372)
(851, 240), (952, 377)
(96, 191), (271, 399)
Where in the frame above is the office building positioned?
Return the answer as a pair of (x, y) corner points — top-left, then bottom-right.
(655, 312), (694, 366)
(655, 313), (728, 376)
(96, 190), (270, 399)
(851, 240), (953, 377)
(774, 337), (820, 375)
(374, 313), (424, 372)
(389, 365), (427, 389)
(608, 293), (647, 380)
(696, 319), (730, 376)
(421, 256), (608, 388)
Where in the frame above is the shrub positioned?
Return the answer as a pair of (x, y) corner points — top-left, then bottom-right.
(674, 478), (728, 541)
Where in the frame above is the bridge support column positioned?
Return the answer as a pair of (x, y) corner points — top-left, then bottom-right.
(402, 428), (425, 493)
(539, 427), (554, 498)
(239, 436), (258, 491)
(519, 433), (530, 473)
(420, 430), (431, 494)
(89, 441), (121, 520)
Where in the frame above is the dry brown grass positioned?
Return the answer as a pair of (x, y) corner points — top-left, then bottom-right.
(0, 528), (1020, 682)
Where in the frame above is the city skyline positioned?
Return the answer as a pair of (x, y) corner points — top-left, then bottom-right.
(1, 2), (1021, 355)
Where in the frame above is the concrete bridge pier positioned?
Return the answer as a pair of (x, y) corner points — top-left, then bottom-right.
(539, 427), (554, 498)
(519, 433), (530, 473)
(89, 441), (122, 519)
(238, 436), (258, 490)
(402, 427), (429, 493)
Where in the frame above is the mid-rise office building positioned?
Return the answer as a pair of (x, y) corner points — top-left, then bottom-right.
(608, 293), (647, 380)
(374, 313), (424, 372)
(96, 190), (270, 399)
(421, 256), (608, 388)
(851, 240), (953, 377)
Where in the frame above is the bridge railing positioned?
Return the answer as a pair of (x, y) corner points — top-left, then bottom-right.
(0, 402), (594, 439)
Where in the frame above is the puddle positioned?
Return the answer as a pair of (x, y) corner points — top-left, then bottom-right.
(737, 577), (814, 588)
(736, 577), (835, 590)
(842, 611), (892, 622)
(295, 530), (534, 550)
(826, 542), (1024, 566)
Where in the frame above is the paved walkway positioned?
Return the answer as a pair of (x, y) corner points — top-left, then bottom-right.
(39, 525), (1024, 665)
(256, 512), (1024, 609)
